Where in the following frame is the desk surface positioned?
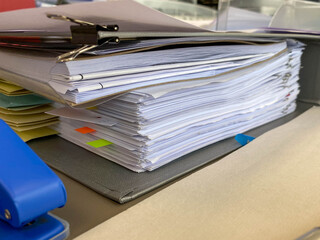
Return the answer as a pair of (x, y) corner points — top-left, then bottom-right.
(66, 106), (320, 240)
(51, 168), (197, 239)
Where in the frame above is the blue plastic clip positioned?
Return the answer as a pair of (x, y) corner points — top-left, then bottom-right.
(235, 134), (255, 146)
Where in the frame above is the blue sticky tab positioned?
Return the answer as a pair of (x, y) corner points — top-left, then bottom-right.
(235, 134), (255, 146)
(0, 119), (67, 228)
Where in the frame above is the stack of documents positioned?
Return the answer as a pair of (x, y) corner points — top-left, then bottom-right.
(0, 1), (305, 171)
(0, 0), (309, 107)
(49, 40), (304, 172)
(0, 79), (58, 142)
(0, 37), (293, 107)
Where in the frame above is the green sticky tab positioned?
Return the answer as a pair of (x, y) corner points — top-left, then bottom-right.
(87, 139), (113, 148)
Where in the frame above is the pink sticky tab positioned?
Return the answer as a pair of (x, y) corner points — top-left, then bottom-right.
(75, 127), (96, 134)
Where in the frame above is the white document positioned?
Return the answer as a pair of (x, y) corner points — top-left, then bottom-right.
(47, 107), (117, 126)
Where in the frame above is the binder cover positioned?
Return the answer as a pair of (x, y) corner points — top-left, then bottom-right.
(28, 103), (311, 203)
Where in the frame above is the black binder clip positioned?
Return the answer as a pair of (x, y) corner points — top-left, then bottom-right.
(47, 14), (120, 62)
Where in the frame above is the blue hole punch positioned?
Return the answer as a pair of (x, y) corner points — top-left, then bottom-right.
(0, 119), (69, 240)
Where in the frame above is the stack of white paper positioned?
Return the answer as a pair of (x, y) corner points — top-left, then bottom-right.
(0, 40), (287, 106)
(0, 1), (305, 172)
(50, 40), (304, 172)
(0, 0), (297, 107)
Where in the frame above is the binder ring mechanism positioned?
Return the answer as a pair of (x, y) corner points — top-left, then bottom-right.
(47, 14), (120, 62)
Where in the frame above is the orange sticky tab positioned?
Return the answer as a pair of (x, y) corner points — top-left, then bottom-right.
(75, 127), (96, 134)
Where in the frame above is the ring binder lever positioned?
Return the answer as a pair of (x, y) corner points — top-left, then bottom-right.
(46, 14), (120, 62)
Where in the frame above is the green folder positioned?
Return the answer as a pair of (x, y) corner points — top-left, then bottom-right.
(0, 93), (51, 109)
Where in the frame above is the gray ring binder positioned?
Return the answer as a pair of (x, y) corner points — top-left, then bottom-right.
(28, 103), (311, 203)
